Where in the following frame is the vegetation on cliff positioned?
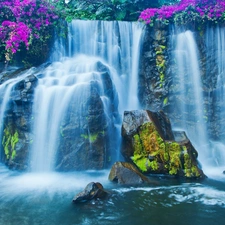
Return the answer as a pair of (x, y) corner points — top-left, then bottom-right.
(0, 0), (58, 66)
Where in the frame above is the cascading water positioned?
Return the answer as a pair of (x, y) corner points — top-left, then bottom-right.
(29, 20), (144, 172)
(205, 26), (225, 170)
(67, 20), (144, 111)
(170, 28), (209, 168)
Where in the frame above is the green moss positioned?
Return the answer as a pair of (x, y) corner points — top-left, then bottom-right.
(159, 45), (166, 49)
(11, 150), (16, 160)
(148, 160), (159, 171)
(184, 152), (200, 178)
(11, 131), (18, 150)
(157, 60), (166, 68)
(81, 133), (98, 143)
(132, 155), (148, 172)
(132, 122), (166, 172)
(133, 134), (143, 155)
(156, 50), (163, 55)
(163, 97), (168, 105)
(166, 142), (182, 175)
(2, 127), (19, 160)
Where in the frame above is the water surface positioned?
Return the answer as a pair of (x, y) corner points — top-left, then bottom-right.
(0, 164), (224, 225)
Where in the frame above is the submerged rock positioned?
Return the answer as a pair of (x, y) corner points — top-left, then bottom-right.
(108, 161), (150, 184)
(72, 182), (108, 203)
(121, 110), (205, 179)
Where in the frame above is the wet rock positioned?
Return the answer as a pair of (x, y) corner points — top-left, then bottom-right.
(108, 161), (150, 184)
(72, 182), (108, 203)
(121, 110), (205, 179)
(56, 66), (119, 171)
(121, 110), (174, 161)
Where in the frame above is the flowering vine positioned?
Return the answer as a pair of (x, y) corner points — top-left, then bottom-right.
(0, 0), (58, 62)
(139, 0), (225, 26)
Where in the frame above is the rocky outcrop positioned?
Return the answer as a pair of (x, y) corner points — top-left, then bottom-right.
(121, 110), (205, 179)
(139, 23), (225, 144)
(56, 61), (119, 171)
(72, 182), (108, 203)
(0, 68), (38, 170)
(108, 161), (150, 184)
(139, 23), (170, 112)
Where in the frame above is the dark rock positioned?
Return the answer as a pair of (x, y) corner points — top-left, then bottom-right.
(108, 161), (150, 184)
(56, 67), (119, 171)
(72, 182), (108, 203)
(223, 171), (225, 175)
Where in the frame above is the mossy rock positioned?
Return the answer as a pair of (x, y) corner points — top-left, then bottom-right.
(121, 110), (205, 179)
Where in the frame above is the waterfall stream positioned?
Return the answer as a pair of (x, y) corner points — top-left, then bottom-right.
(169, 26), (225, 171)
(170, 28), (209, 168)
(29, 20), (144, 172)
(205, 26), (225, 169)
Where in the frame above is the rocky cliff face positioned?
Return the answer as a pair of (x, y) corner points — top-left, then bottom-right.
(139, 23), (225, 142)
(0, 68), (37, 170)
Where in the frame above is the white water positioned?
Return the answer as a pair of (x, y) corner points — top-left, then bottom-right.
(68, 20), (144, 111)
(30, 20), (144, 172)
(204, 26), (225, 171)
(171, 29), (209, 168)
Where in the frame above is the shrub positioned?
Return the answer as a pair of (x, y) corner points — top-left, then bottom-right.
(0, 0), (58, 65)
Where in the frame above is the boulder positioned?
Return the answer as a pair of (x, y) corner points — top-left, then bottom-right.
(72, 182), (108, 203)
(108, 161), (150, 184)
(121, 110), (205, 179)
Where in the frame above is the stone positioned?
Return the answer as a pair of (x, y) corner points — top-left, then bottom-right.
(121, 110), (206, 179)
(56, 64), (119, 171)
(108, 161), (150, 184)
(72, 182), (108, 203)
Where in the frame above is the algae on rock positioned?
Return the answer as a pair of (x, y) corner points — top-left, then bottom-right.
(121, 110), (205, 179)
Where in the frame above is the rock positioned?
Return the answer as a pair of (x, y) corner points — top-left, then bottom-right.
(56, 61), (119, 171)
(108, 161), (150, 184)
(121, 110), (206, 179)
(121, 110), (174, 161)
(223, 171), (225, 175)
(72, 182), (108, 203)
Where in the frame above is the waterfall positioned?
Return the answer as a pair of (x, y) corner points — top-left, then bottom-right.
(29, 20), (144, 172)
(170, 28), (209, 168)
(205, 26), (225, 168)
(67, 20), (144, 111)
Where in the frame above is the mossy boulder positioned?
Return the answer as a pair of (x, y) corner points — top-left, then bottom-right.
(121, 110), (205, 179)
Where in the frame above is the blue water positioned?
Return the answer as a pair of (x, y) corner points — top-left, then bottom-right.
(0, 164), (224, 225)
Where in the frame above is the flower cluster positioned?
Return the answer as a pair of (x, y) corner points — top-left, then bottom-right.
(139, 0), (225, 25)
(0, 0), (58, 61)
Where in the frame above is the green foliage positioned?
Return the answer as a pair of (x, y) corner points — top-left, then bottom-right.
(55, 0), (161, 22)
